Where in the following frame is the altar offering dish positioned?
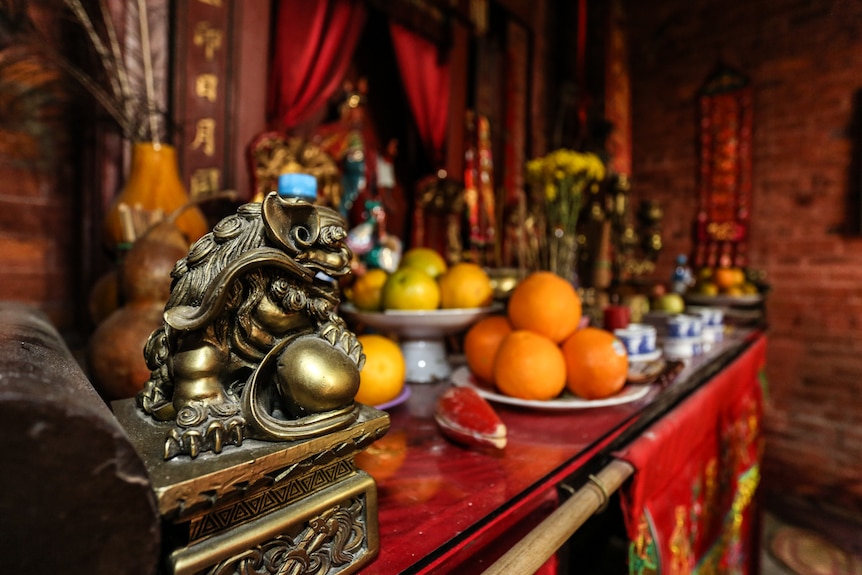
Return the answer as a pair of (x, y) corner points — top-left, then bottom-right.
(683, 292), (762, 306)
(451, 366), (650, 410)
(339, 303), (501, 383)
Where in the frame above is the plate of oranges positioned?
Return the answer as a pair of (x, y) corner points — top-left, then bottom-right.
(451, 366), (651, 410)
(454, 271), (652, 409)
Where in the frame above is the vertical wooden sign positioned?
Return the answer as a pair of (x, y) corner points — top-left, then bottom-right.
(604, 0), (632, 177)
(501, 20), (529, 268)
(172, 0), (235, 200)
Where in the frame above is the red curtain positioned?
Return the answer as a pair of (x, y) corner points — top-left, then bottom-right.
(266, 0), (367, 130)
(389, 22), (450, 167)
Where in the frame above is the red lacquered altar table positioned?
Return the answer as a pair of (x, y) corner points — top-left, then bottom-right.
(360, 328), (767, 574)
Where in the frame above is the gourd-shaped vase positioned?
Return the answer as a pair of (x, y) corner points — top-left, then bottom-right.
(103, 142), (209, 251)
(88, 220), (190, 401)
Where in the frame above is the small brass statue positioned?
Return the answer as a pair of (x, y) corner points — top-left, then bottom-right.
(138, 191), (364, 459)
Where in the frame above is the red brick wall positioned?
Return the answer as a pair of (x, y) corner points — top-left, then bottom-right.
(0, 158), (79, 331)
(625, 0), (862, 514)
(0, 48), (80, 332)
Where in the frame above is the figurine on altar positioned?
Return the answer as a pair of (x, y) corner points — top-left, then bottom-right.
(312, 79), (374, 223)
(137, 188), (364, 459)
(463, 112), (497, 265)
(310, 79), (407, 273)
(374, 137), (408, 241)
(346, 198), (403, 273)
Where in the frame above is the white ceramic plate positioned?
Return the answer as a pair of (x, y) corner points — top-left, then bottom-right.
(450, 366), (651, 410)
(339, 303), (502, 338)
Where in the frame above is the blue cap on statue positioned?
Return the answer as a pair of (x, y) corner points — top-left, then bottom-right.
(277, 173), (317, 201)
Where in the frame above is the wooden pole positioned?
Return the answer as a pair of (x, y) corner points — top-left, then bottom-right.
(480, 459), (635, 575)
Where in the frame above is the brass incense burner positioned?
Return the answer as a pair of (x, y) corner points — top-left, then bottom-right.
(114, 191), (390, 574)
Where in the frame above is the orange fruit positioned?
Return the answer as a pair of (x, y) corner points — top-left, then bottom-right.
(356, 334), (406, 406)
(493, 330), (567, 401)
(400, 247), (448, 279)
(464, 315), (513, 383)
(349, 268), (389, 311)
(381, 267), (441, 310)
(714, 267), (745, 290)
(561, 327), (629, 400)
(438, 262), (494, 309)
(507, 271), (582, 343)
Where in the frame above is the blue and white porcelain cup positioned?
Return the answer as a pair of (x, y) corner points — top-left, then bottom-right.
(615, 324), (657, 357)
(667, 315), (692, 338)
(686, 306), (724, 327)
(614, 328), (644, 356)
(687, 316), (704, 337)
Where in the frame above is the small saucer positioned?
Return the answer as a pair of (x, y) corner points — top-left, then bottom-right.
(374, 385), (411, 411)
(627, 358), (668, 384)
(628, 349), (662, 363)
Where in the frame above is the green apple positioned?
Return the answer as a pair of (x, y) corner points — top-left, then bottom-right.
(652, 293), (685, 314)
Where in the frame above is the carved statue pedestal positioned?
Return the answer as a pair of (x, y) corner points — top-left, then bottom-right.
(114, 400), (390, 575)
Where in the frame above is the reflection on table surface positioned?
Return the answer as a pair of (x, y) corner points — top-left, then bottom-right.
(361, 328), (762, 574)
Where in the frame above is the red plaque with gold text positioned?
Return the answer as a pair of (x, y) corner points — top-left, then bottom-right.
(694, 66), (753, 268)
(171, 0), (235, 201)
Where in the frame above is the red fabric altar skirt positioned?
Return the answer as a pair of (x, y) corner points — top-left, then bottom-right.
(615, 336), (766, 574)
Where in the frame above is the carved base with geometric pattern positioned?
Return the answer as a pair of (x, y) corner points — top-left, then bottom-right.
(171, 473), (377, 574)
(113, 399), (390, 575)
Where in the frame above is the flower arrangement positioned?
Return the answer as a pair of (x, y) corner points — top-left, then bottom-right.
(525, 149), (606, 282)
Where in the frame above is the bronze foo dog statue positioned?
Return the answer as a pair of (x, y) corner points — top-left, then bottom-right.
(138, 191), (364, 459)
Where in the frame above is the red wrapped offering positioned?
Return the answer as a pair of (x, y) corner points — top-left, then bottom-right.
(434, 386), (507, 450)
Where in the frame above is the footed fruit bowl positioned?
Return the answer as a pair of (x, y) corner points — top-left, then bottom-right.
(339, 303), (501, 383)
